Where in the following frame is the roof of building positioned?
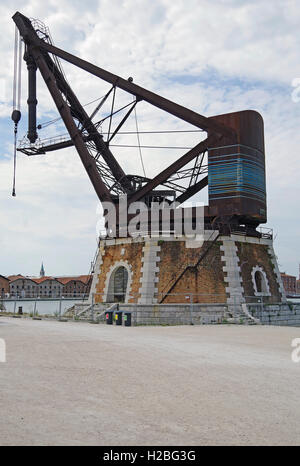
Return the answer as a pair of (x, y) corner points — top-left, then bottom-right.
(280, 272), (296, 278)
(32, 276), (61, 284)
(6, 274), (91, 285)
(9, 276), (44, 284)
(0, 275), (10, 281)
(7, 274), (25, 282)
(55, 275), (91, 285)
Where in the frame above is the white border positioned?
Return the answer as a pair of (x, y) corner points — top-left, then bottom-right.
(251, 265), (271, 296)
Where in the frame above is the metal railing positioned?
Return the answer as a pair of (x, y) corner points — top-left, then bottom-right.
(6, 292), (90, 299)
(0, 296), (88, 319)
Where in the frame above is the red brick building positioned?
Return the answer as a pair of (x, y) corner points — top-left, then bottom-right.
(56, 275), (91, 298)
(33, 277), (64, 298)
(280, 273), (297, 296)
(0, 275), (10, 298)
(4, 274), (91, 298)
(9, 275), (38, 298)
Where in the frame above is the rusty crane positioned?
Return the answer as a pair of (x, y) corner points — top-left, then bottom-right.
(11, 12), (267, 237)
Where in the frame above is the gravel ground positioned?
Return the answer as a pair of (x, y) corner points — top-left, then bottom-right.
(0, 317), (299, 446)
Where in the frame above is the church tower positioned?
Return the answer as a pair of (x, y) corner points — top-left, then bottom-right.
(40, 262), (45, 278)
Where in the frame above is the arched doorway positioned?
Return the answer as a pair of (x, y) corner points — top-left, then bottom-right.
(254, 270), (262, 292)
(251, 266), (270, 296)
(107, 266), (129, 302)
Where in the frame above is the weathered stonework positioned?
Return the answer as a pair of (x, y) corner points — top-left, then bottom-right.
(138, 240), (161, 304)
(267, 244), (287, 302)
(93, 239), (143, 303)
(90, 231), (286, 309)
(89, 243), (105, 302)
(250, 265), (271, 297)
(103, 260), (133, 303)
(220, 238), (245, 310)
(236, 238), (282, 304)
(156, 238), (226, 304)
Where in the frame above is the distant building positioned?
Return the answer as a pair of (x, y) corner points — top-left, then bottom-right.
(280, 273), (296, 296)
(0, 275), (10, 298)
(33, 277), (64, 298)
(8, 275), (38, 298)
(297, 279), (300, 295)
(56, 275), (91, 298)
(6, 273), (91, 298)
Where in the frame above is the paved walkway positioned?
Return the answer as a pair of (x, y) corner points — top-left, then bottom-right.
(0, 317), (299, 445)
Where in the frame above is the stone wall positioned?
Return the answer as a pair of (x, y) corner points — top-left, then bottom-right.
(91, 303), (227, 325)
(248, 304), (300, 326)
(70, 302), (300, 327)
(122, 303), (227, 325)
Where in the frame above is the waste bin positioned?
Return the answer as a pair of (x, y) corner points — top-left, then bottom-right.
(123, 311), (132, 327)
(115, 311), (123, 326)
(106, 310), (113, 325)
(18, 306), (23, 315)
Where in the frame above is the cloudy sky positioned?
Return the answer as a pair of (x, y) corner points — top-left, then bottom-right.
(0, 0), (300, 278)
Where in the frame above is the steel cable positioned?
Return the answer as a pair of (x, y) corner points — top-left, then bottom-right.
(134, 105), (146, 177)
(11, 26), (22, 197)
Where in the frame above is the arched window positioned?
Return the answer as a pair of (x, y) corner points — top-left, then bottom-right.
(107, 266), (129, 303)
(251, 266), (270, 296)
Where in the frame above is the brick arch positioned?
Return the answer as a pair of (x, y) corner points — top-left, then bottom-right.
(103, 260), (133, 303)
(251, 265), (271, 297)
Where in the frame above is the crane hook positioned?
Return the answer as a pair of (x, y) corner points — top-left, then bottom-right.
(11, 111), (21, 197)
